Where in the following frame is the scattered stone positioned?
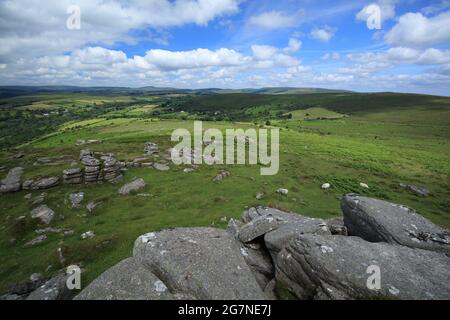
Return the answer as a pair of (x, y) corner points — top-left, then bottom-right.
(341, 194), (450, 254)
(153, 163), (170, 171)
(256, 192), (264, 200)
(144, 142), (159, 156)
(133, 228), (266, 299)
(24, 193), (32, 200)
(35, 227), (62, 234)
(402, 184), (430, 197)
(213, 170), (230, 182)
(276, 188), (289, 195)
(22, 179), (34, 190)
(0, 167), (23, 193)
(81, 231), (95, 240)
(30, 205), (55, 225)
(30, 193), (47, 206)
(321, 183), (331, 190)
(359, 182), (369, 189)
(86, 201), (101, 213)
(137, 194), (151, 197)
(276, 234), (450, 300)
(183, 168), (194, 173)
(30, 177), (59, 190)
(30, 273), (42, 282)
(25, 235), (47, 247)
(118, 178), (146, 195)
(63, 230), (75, 237)
(76, 139), (100, 146)
(69, 192), (85, 209)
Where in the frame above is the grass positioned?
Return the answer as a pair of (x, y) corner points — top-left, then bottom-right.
(0, 92), (449, 294)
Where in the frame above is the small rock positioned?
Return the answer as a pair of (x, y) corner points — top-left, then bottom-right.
(81, 231), (95, 240)
(24, 193), (32, 200)
(276, 188), (289, 195)
(256, 192), (264, 200)
(118, 178), (146, 195)
(25, 235), (47, 247)
(359, 183), (369, 189)
(69, 192), (85, 209)
(30, 273), (42, 282)
(86, 201), (101, 213)
(183, 168), (195, 173)
(153, 163), (170, 171)
(213, 170), (230, 182)
(321, 183), (331, 190)
(30, 205), (55, 225)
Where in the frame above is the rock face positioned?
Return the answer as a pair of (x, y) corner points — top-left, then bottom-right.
(63, 168), (83, 185)
(75, 258), (188, 300)
(132, 228), (266, 300)
(82, 156), (101, 183)
(30, 205), (55, 225)
(26, 274), (77, 300)
(118, 178), (146, 195)
(341, 194), (450, 254)
(102, 156), (123, 183)
(0, 167), (23, 193)
(275, 234), (450, 300)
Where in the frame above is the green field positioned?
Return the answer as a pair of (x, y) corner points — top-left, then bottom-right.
(0, 91), (449, 293)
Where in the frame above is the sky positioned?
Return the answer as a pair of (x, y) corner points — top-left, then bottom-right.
(0, 0), (450, 95)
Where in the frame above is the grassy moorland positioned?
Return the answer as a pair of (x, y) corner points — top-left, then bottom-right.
(0, 90), (449, 293)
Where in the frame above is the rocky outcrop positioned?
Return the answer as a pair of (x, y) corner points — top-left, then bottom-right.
(82, 156), (101, 183)
(0, 167), (23, 193)
(63, 168), (83, 185)
(30, 177), (59, 190)
(26, 274), (78, 300)
(101, 156), (123, 183)
(275, 234), (450, 300)
(118, 178), (146, 195)
(341, 194), (450, 254)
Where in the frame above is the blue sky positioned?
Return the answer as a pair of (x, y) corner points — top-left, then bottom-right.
(0, 0), (450, 95)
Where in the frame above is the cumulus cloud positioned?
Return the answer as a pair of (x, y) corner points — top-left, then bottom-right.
(322, 52), (341, 60)
(310, 26), (336, 42)
(248, 10), (302, 29)
(0, 0), (240, 62)
(356, 0), (396, 27)
(385, 11), (450, 47)
(348, 47), (450, 65)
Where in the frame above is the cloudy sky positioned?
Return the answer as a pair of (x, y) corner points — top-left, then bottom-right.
(1, 0), (450, 95)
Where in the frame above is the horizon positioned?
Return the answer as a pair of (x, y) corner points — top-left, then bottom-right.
(0, 0), (449, 96)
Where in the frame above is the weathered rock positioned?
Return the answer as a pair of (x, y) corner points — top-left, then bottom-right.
(30, 177), (59, 190)
(79, 149), (94, 160)
(403, 184), (430, 197)
(118, 178), (146, 195)
(183, 168), (194, 173)
(63, 168), (83, 185)
(81, 156), (100, 167)
(144, 142), (159, 156)
(133, 228), (266, 300)
(69, 192), (84, 208)
(30, 205), (55, 225)
(0, 167), (23, 193)
(22, 179), (34, 190)
(321, 183), (331, 190)
(213, 170), (230, 181)
(26, 274), (78, 300)
(238, 215), (280, 243)
(153, 163), (170, 171)
(256, 192), (264, 200)
(25, 235), (47, 247)
(276, 234), (450, 300)
(75, 257), (189, 300)
(341, 194), (450, 254)
(326, 218), (348, 236)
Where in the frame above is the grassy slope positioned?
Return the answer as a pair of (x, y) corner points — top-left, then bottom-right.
(0, 92), (449, 293)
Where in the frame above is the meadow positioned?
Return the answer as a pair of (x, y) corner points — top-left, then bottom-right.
(0, 90), (449, 293)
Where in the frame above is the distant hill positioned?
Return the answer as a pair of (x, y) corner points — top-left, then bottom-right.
(0, 85), (352, 98)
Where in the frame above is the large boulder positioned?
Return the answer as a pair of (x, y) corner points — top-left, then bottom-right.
(133, 228), (266, 300)
(75, 258), (190, 300)
(341, 194), (450, 254)
(118, 178), (146, 195)
(276, 234), (450, 300)
(0, 167), (23, 193)
(30, 177), (59, 190)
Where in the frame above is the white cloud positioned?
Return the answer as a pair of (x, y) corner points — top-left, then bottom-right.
(248, 10), (302, 29)
(310, 26), (336, 42)
(322, 52), (341, 60)
(385, 11), (450, 47)
(348, 47), (450, 65)
(285, 38), (302, 53)
(356, 0), (396, 27)
(0, 0), (240, 62)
